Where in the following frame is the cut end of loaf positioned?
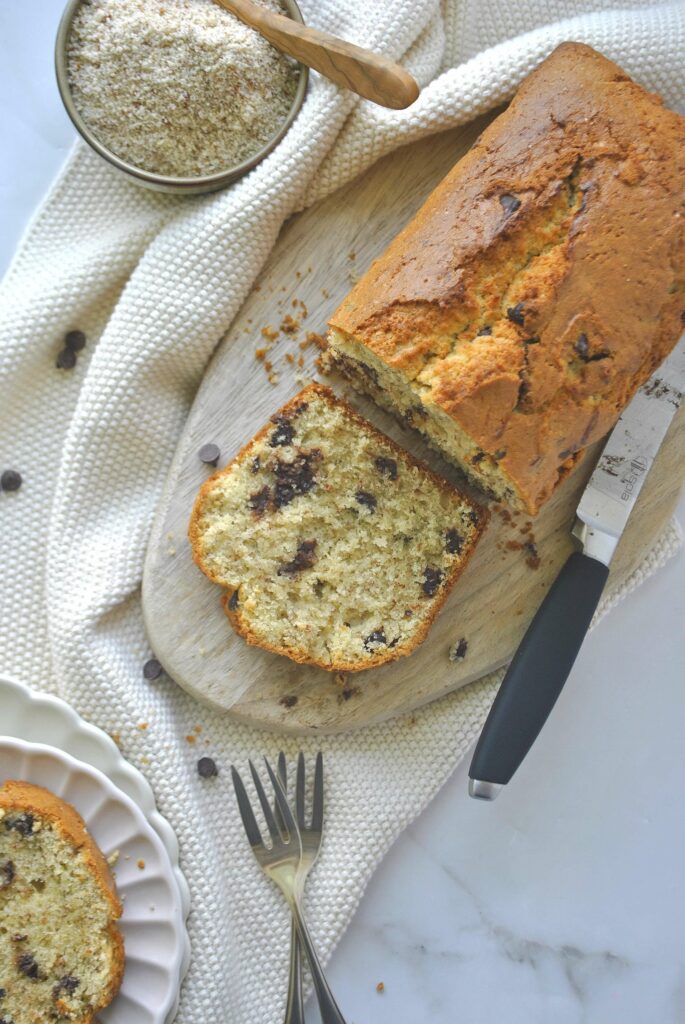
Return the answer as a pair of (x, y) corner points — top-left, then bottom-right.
(189, 383), (486, 671)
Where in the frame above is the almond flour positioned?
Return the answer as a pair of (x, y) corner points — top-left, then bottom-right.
(67, 0), (301, 178)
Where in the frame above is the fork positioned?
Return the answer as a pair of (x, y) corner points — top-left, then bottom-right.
(275, 752), (324, 1024)
(232, 756), (347, 1024)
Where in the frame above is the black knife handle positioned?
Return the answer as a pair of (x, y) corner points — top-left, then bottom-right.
(469, 552), (609, 791)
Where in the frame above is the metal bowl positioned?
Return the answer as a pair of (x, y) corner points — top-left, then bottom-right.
(55, 0), (309, 195)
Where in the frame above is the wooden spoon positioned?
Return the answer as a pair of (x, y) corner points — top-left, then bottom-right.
(212, 0), (420, 110)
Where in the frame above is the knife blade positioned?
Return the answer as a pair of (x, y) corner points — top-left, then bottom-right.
(468, 331), (685, 801)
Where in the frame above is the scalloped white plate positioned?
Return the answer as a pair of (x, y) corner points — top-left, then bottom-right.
(0, 674), (191, 1023)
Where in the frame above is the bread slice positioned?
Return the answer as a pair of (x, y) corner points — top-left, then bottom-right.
(189, 383), (486, 671)
(327, 43), (685, 515)
(0, 780), (124, 1024)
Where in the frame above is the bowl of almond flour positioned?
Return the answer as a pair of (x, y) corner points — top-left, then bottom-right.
(55, 0), (308, 193)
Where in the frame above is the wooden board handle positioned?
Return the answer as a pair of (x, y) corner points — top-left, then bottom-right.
(214, 0), (420, 110)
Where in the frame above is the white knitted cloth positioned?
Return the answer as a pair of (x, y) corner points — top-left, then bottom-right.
(1, 2), (684, 1021)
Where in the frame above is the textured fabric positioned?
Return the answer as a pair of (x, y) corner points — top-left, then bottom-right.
(1, 2), (684, 1021)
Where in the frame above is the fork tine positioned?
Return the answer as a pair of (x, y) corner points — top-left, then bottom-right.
(274, 751), (288, 833)
(231, 766), (264, 849)
(311, 751), (324, 832)
(277, 751), (287, 791)
(296, 751), (306, 831)
(248, 759), (280, 843)
(264, 756), (299, 842)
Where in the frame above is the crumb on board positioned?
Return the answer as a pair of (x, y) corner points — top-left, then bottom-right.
(280, 314), (299, 334)
(261, 326), (278, 342)
(137, 859), (146, 870)
(185, 734), (197, 744)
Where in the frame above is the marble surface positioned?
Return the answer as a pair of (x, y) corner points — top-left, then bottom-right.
(2, 5), (685, 1022)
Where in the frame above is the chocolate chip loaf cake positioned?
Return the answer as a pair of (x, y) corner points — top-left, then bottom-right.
(0, 781), (124, 1023)
(189, 383), (485, 671)
(328, 43), (685, 515)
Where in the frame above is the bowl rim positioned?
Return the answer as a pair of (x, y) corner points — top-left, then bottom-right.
(54, 0), (310, 193)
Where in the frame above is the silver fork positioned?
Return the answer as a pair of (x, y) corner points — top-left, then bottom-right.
(275, 752), (324, 1024)
(232, 756), (347, 1024)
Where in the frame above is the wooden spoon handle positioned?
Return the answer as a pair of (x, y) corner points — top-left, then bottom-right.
(213, 0), (420, 110)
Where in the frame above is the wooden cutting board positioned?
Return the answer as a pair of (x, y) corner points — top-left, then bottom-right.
(142, 115), (685, 734)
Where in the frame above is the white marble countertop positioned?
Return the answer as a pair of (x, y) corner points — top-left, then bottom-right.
(2, 5), (684, 1022)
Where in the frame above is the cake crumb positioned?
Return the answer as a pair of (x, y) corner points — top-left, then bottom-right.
(280, 314), (299, 334)
(107, 850), (120, 866)
(261, 326), (278, 342)
(137, 859), (146, 870)
(376, 982), (385, 994)
(137, 722), (149, 731)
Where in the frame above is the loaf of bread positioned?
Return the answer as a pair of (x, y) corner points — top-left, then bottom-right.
(0, 780), (124, 1023)
(328, 43), (685, 515)
(189, 383), (485, 671)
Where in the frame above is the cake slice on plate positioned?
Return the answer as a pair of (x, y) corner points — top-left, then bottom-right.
(189, 383), (486, 671)
(0, 780), (124, 1023)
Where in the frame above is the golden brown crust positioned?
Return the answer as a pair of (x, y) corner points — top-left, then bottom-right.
(329, 43), (685, 514)
(0, 780), (125, 1022)
(190, 383), (487, 672)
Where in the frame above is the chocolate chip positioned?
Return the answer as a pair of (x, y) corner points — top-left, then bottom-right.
(269, 415), (296, 448)
(228, 589), (239, 612)
(5, 814), (34, 836)
(477, 325), (492, 336)
(471, 451), (486, 464)
(53, 975), (80, 1000)
(574, 333), (590, 359)
(499, 193), (521, 215)
(422, 567), (444, 597)
(197, 757), (218, 778)
(247, 485), (271, 516)
(524, 335), (540, 345)
(681, 310), (685, 324)
(449, 638), (468, 662)
(445, 529), (462, 555)
(279, 694), (298, 708)
(374, 456), (398, 481)
(56, 348), (77, 370)
(355, 490), (377, 512)
(0, 861), (14, 888)
(363, 628), (387, 651)
(574, 333), (610, 362)
(506, 303), (525, 326)
(465, 508), (480, 526)
(273, 450), (320, 507)
(1, 470), (22, 492)
(65, 330), (86, 352)
(278, 539), (317, 576)
(493, 449), (507, 461)
(0, 988), (5, 999)
(403, 609), (413, 618)
(143, 658), (163, 681)
(251, 457), (261, 474)
(17, 953), (40, 979)
(198, 443), (220, 465)
(291, 401), (309, 417)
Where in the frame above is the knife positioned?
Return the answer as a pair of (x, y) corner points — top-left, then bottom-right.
(468, 331), (685, 801)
